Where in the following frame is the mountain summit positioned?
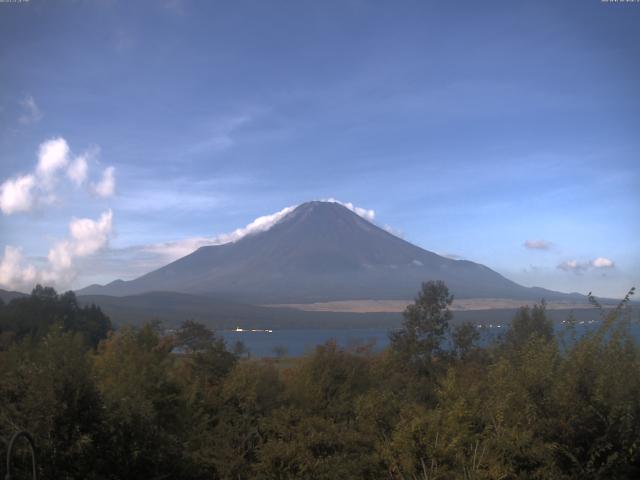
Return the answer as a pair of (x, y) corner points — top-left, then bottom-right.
(78, 201), (571, 302)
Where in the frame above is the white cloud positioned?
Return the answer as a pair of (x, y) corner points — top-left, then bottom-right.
(216, 205), (296, 243)
(0, 174), (36, 214)
(144, 205), (296, 261)
(438, 252), (465, 260)
(524, 239), (552, 250)
(557, 256), (615, 274)
(0, 137), (115, 215)
(68, 209), (113, 256)
(142, 237), (216, 261)
(0, 138), (115, 215)
(18, 95), (43, 124)
(592, 257), (614, 268)
(557, 260), (586, 273)
(47, 241), (74, 271)
(0, 210), (114, 291)
(67, 155), (89, 186)
(0, 246), (38, 290)
(113, 200), (387, 281)
(135, 200), (381, 265)
(36, 137), (70, 184)
(324, 198), (375, 221)
(383, 224), (404, 238)
(92, 166), (116, 198)
(5, 199), (393, 288)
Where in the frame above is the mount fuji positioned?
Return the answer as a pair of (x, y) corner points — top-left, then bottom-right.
(77, 201), (580, 304)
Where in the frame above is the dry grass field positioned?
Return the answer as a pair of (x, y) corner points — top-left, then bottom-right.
(266, 298), (598, 313)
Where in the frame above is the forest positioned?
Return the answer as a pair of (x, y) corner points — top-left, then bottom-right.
(0, 282), (638, 479)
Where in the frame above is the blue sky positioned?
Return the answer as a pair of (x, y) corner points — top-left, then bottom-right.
(0, 0), (638, 298)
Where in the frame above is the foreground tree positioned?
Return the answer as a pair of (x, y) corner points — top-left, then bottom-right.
(0, 327), (104, 479)
(92, 323), (189, 478)
(0, 285), (111, 348)
(389, 280), (453, 372)
(1, 283), (638, 479)
(175, 319), (237, 383)
(452, 321), (480, 360)
(504, 300), (553, 349)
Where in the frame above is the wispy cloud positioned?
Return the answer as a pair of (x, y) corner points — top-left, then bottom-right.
(557, 260), (588, 273)
(144, 199), (382, 262)
(161, 0), (188, 14)
(189, 114), (253, 154)
(437, 252), (466, 260)
(524, 239), (552, 250)
(114, 28), (134, 52)
(92, 166), (116, 198)
(115, 189), (223, 214)
(18, 95), (43, 124)
(67, 155), (89, 186)
(383, 224), (404, 238)
(143, 205), (296, 261)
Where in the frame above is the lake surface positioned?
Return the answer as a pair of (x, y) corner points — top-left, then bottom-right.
(220, 321), (640, 358)
(221, 328), (390, 357)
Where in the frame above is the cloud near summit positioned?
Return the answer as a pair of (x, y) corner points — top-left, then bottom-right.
(325, 198), (375, 222)
(142, 200), (378, 262)
(143, 205), (297, 260)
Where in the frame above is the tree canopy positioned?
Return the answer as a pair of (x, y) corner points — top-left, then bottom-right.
(0, 285), (111, 348)
(0, 283), (638, 479)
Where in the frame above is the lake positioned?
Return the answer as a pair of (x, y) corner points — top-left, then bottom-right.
(220, 320), (640, 357)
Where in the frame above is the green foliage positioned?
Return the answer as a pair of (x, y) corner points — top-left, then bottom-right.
(0, 284), (111, 348)
(257, 408), (384, 479)
(0, 327), (104, 479)
(0, 283), (638, 479)
(175, 319), (237, 383)
(92, 323), (189, 479)
(286, 340), (373, 421)
(390, 280), (453, 372)
(205, 362), (282, 479)
(504, 300), (553, 349)
(452, 322), (481, 360)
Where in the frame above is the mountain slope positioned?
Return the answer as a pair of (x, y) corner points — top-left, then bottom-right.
(78, 201), (580, 303)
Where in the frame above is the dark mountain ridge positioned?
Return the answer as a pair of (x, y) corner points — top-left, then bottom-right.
(76, 291), (402, 329)
(0, 288), (28, 303)
(77, 201), (584, 303)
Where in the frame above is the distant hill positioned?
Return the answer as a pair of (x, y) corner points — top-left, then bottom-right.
(77, 291), (401, 330)
(76, 290), (616, 332)
(0, 288), (28, 303)
(78, 201), (585, 304)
